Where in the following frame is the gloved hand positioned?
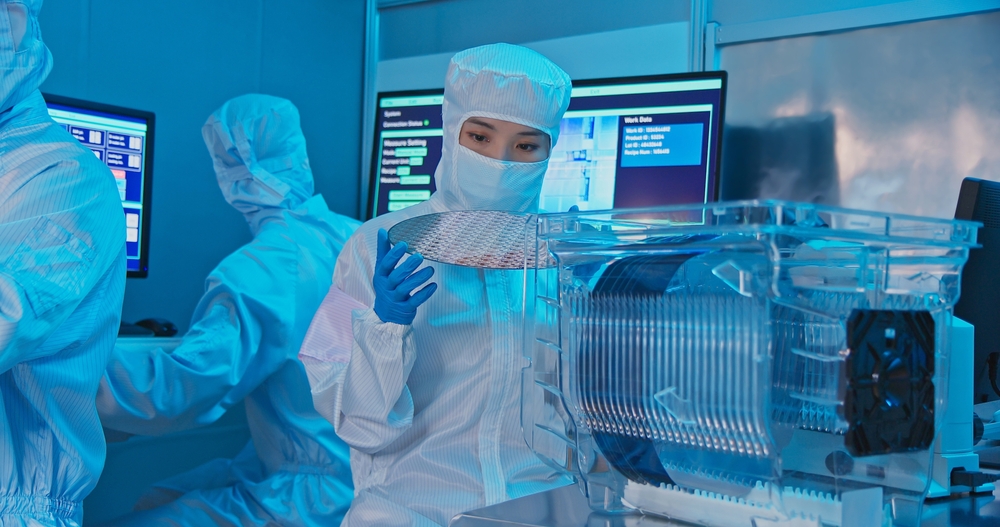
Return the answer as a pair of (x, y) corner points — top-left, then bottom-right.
(373, 228), (437, 325)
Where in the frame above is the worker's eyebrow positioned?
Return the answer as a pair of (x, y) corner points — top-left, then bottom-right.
(465, 118), (496, 130)
(516, 129), (545, 137)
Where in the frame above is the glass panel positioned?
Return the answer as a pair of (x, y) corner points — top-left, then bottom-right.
(719, 12), (1000, 219)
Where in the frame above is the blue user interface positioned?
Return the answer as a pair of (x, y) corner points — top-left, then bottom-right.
(369, 73), (726, 219)
(46, 102), (150, 273)
(370, 94), (444, 217)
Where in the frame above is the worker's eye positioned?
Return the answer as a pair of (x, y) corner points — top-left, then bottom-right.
(516, 142), (539, 152)
(466, 132), (489, 143)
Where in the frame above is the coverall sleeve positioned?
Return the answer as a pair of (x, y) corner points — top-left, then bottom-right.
(0, 160), (124, 375)
(97, 237), (297, 435)
(302, 230), (418, 454)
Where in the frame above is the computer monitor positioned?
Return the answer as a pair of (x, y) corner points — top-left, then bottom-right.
(43, 94), (155, 278)
(367, 71), (727, 219)
(954, 177), (1000, 403)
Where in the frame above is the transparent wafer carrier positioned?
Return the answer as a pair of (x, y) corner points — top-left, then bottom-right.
(521, 201), (978, 527)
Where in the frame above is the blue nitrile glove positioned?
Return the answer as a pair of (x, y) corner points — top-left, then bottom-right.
(373, 228), (437, 325)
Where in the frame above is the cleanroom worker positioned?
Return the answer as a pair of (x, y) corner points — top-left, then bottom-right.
(95, 94), (359, 526)
(299, 43), (573, 526)
(0, 1), (127, 525)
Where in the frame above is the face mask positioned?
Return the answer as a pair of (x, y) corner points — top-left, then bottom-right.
(452, 145), (548, 212)
(217, 163), (292, 209)
(215, 161), (310, 235)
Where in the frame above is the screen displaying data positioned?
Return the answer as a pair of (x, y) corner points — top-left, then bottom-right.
(45, 96), (154, 276)
(369, 92), (444, 217)
(368, 72), (726, 219)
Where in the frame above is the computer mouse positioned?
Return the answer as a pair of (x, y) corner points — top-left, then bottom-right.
(135, 318), (179, 337)
(118, 321), (155, 337)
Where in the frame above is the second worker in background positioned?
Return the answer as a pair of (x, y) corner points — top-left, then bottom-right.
(95, 94), (360, 526)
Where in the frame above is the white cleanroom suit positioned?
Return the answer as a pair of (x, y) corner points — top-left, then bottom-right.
(300, 43), (573, 526)
(0, 1), (127, 525)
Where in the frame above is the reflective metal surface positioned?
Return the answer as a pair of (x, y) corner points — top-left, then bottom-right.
(719, 11), (1000, 219)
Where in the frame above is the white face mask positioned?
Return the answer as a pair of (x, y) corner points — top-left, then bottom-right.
(452, 145), (549, 212)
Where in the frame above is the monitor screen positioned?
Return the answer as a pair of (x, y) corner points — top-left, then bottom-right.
(368, 71), (727, 219)
(43, 94), (155, 278)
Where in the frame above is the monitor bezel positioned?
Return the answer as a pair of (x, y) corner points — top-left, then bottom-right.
(42, 93), (156, 278)
(367, 70), (728, 220)
(954, 176), (1000, 403)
